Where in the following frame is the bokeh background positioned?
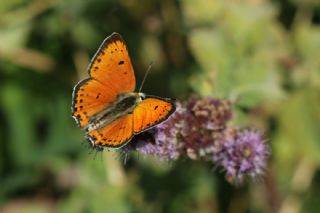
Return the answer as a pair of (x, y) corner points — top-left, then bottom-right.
(1, 0), (320, 212)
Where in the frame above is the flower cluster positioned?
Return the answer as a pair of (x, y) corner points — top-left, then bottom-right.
(122, 96), (270, 184)
(181, 97), (232, 160)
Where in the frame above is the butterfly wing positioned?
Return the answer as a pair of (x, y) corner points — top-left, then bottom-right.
(72, 78), (118, 127)
(133, 97), (176, 133)
(87, 97), (175, 148)
(72, 32), (136, 128)
(88, 32), (135, 93)
(87, 114), (134, 148)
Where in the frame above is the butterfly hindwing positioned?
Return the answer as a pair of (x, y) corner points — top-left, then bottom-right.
(133, 97), (175, 133)
(87, 114), (134, 148)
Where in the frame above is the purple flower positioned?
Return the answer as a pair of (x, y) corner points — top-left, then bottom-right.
(188, 96), (232, 131)
(213, 129), (270, 184)
(181, 97), (232, 159)
(120, 96), (270, 184)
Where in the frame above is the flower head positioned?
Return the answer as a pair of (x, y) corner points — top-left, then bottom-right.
(181, 97), (232, 159)
(213, 129), (270, 183)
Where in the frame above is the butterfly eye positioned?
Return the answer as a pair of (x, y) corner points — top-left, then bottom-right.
(138, 93), (146, 100)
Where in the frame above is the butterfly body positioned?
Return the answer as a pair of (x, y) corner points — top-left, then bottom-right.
(72, 33), (175, 149)
(86, 92), (144, 132)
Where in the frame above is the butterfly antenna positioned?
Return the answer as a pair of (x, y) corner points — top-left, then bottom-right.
(138, 62), (153, 93)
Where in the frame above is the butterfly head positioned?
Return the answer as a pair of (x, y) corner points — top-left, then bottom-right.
(138, 92), (146, 100)
(118, 92), (145, 102)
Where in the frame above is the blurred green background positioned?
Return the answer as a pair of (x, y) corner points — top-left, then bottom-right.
(1, 0), (320, 212)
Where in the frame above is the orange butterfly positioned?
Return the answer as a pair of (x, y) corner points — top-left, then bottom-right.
(72, 32), (176, 149)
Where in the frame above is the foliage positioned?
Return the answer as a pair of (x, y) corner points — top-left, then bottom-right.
(0, 0), (320, 212)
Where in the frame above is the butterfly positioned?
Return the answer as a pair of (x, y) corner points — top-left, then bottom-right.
(72, 32), (176, 150)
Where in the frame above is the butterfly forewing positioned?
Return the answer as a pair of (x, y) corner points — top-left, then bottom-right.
(88, 33), (136, 93)
(72, 32), (136, 128)
(72, 79), (117, 127)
